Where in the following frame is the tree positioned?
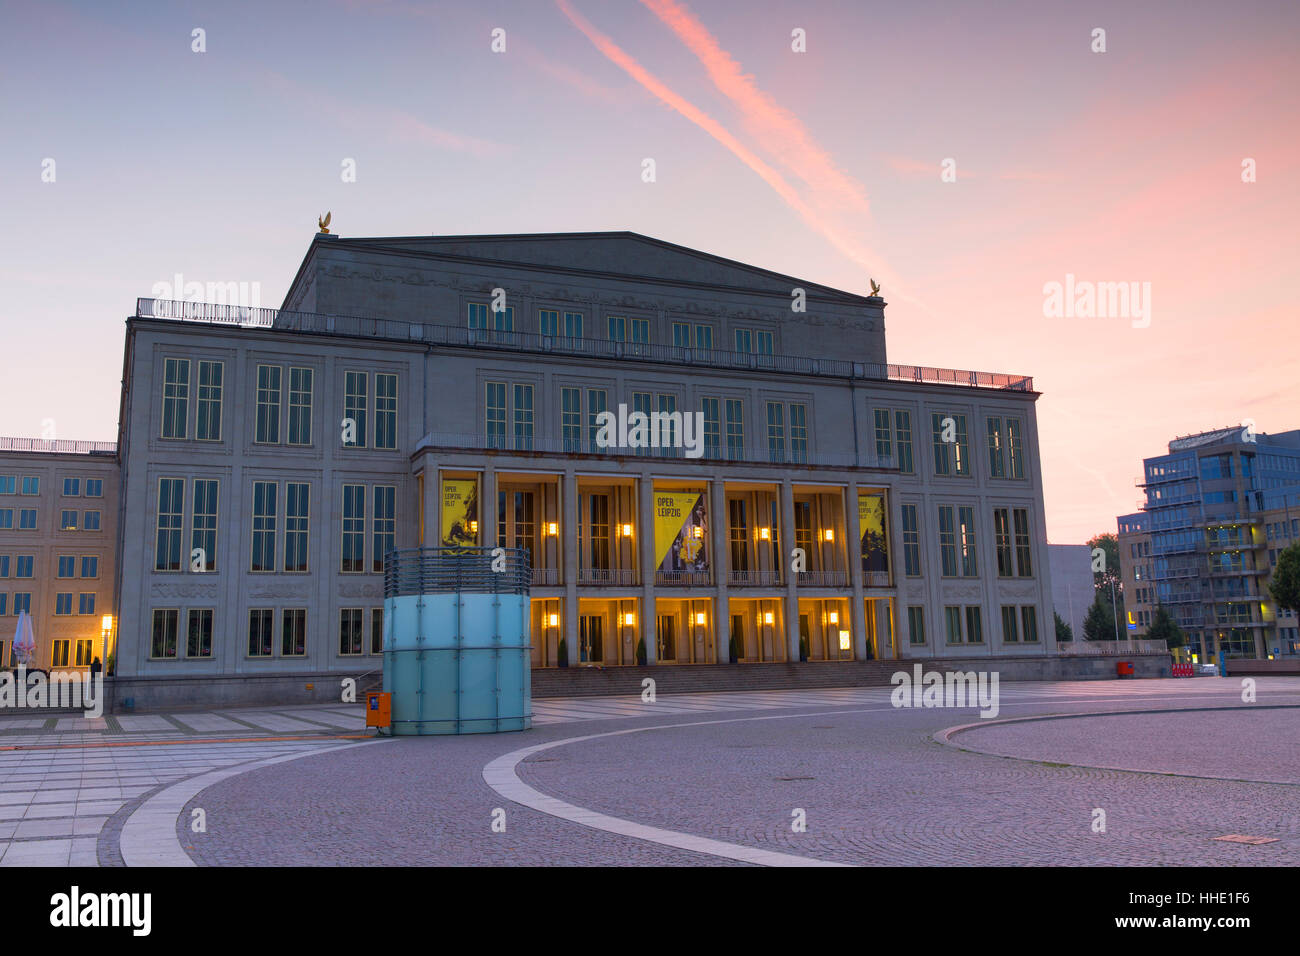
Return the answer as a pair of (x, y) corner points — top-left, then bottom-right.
(1269, 542), (1300, 614)
(1145, 605), (1185, 650)
(1054, 610), (1073, 642)
(1087, 532), (1122, 597)
(1083, 595), (1118, 641)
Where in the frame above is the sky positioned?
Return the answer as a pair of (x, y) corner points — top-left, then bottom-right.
(1, 0), (1296, 544)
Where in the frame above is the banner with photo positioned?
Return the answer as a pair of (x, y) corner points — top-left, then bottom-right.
(441, 477), (479, 548)
(653, 488), (708, 572)
(858, 492), (890, 573)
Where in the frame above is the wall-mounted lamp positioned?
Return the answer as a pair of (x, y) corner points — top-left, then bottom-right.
(692, 526), (703, 539)
(545, 522), (558, 536)
(827, 610), (839, 625)
(758, 527), (771, 541)
(694, 612), (707, 626)
(547, 613), (559, 628)
(763, 611), (774, 625)
(822, 529), (834, 542)
(621, 612), (636, 628)
(620, 523), (634, 538)
(469, 520), (479, 534)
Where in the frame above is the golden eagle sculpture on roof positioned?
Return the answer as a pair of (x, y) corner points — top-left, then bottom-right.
(869, 278), (881, 296)
(318, 211), (332, 234)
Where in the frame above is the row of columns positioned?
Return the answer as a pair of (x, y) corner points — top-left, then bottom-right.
(418, 459), (893, 666)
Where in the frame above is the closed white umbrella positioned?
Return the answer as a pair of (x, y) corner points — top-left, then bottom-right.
(12, 610), (35, 667)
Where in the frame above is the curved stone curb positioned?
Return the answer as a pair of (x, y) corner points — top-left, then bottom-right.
(120, 739), (383, 866)
(483, 707), (904, 867)
(935, 704), (1300, 787)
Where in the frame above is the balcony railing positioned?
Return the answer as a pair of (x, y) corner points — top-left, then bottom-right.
(727, 570), (782, 587)
(383, 546), (530, 596)
(796, 570), (850, 587)
(0, 437), (117, 455)
(531, 568), (560, 587)
(136, 298), (1034, 392)
(655, 570), (713, 587)
(577, 568), (639, 587)
(418, 430), (880, 470)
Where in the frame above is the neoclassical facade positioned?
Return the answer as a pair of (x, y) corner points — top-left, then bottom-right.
(110, 231), (1055, 695)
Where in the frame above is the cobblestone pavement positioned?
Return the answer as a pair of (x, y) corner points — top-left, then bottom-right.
(171, 677), (1300, 866)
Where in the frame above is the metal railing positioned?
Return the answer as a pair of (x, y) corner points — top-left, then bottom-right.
(655, 570), (713, 587)
(727, 570), (782, 587)
(796, 570), (850, 587)
(135, 298), (1034, 392)
(383, 547), (530, 597)
(577, 568), (639, 587)
(418, 430), (882, 470)
(1057, 639), (1169, 656)
(531, 568), (560, 587)
(0, 438), (117, 455)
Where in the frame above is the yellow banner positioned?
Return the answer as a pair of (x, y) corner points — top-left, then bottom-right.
(858, 492), (889, 573)
(653, 488), (708, 572)
(441, 477), (479, 547)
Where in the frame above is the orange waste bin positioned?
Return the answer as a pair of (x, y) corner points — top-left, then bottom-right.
(366, 692), (392, 728)
(1116, 661), (1135, 678)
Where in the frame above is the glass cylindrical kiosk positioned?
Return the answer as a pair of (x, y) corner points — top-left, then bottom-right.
(381, 547), (532, 734)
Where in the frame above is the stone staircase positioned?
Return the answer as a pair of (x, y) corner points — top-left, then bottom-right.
(531, 660), (905, 698)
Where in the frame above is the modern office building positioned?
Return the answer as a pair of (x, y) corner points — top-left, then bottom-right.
(0, 439), (119, 672)
(8, 230), (1060, 706)
(1118, 425), (1300, 660)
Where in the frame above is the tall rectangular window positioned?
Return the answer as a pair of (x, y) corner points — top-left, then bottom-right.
(672, 322), (691, 347)
(725, 399), (744, 460)
(191, 479), (218, 572)
(468, 302), (489, 330)
(151, 609), (179, 659)
(288, 367), (313, 446)
(375, 373), (397, 449)
(563, 311), (583, 339)
(75, 639), (92, 666)
(1020, 606), (1039, 643)
(0, 476), (13, 494)
(874, 409), (892, 461)
(513, 384), (534, 451)
(631, 392), (652, 457)
(60, 510), (78, 531)
(561, 387), (582, 452)
(944, 606), (962, 644)
(78, 593), (95, 616)
(55, 593), (73, 615)
(1002, 605), (1019, 643)
(586, 389), (607, 447)
(655, 394), (677, 456)
(630, 317), (650, 346)
(342, 484), (365, 573)
(251, 481), (277, 573)
(187, 609), (213, 658)
(734, 328), (752, 353)
(247, 609), (273, 657)
(931, 412), (970, 476)
(373, 485), (395, 573)
(938, 506), (958, 577)
(539, 309), (558, 336)
(83, 510), (100, 531)
(1008, 419), (1025, 479)
(20, 476), (38, 495)
(371, 608), (384, 654)
(485, 382), (506, 449)
(339, 608), (363, 655)
(790, 404), (808, 463)
(161, 358), (190, 439)
(492, 306), (514, 332)
(907, 606), (926, 645)
(255, 364), (281, 444)
(282, 609), (307, 657)
(1014, 508), (1033, 577)
(994, 508), (1013, 577)
(755, 330), (774, 355)
(901, 504), (921, 576)
(155, 478), (184, 571)
(15, 556), (33, 578)
(693, 324), (711, 349)
(284, 482), (310, 573)
(63, 478), (81, 497)
(85, 479), (103, 497)
(766, 402), (785, 463)
(57, 555), (75, 578)
(958, 506), (978, 577)
(608, 315), (625, 341)
(965, 606), (983, 643)
(344, 371), (368, 448)
(196, 360), (223, 441)
(80, 556), (98, 578)
(702, 398), (720, 458)
(987, 417), (1005, 478)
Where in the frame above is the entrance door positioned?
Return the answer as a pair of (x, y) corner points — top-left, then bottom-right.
(799, 613), (811, 660)
(656, 615), (676, 662)
(729, 614), (744, 662)
(580, 615), (603, 663)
